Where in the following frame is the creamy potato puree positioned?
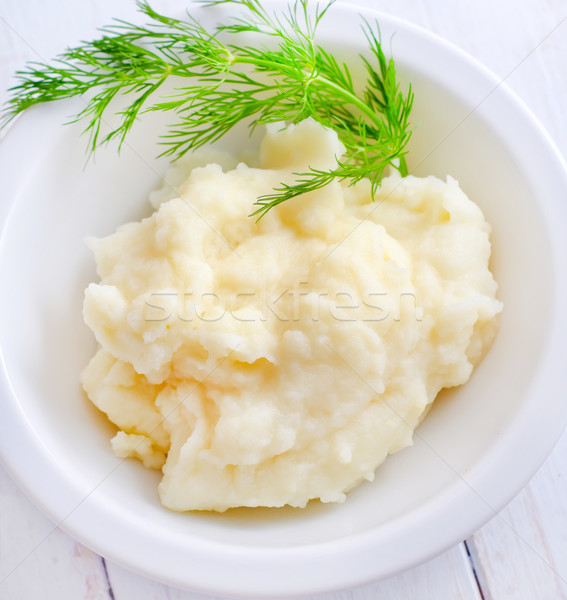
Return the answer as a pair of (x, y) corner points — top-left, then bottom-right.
(81, 119), (502, 511)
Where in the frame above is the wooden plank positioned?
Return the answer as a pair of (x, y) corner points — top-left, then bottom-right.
(0, 466), (112, 599)
(104, 542), (481, 600)
(468, 431), (567, 600)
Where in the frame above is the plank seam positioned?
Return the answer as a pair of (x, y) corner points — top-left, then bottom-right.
(101, 557), (116, 600)
(464, 539), (489, 600)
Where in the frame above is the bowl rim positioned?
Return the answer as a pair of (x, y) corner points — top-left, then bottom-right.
(1, 2), (567, 597)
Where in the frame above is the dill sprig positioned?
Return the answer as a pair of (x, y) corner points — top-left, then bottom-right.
(1, 0), (413, 219)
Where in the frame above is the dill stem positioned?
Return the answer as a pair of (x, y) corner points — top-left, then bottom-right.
(233, 54), (382, 129)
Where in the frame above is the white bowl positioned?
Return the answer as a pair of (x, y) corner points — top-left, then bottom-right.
(1, 2), (567, 597)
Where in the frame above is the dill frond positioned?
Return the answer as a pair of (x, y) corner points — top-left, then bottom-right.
(1, 0), (414, 218)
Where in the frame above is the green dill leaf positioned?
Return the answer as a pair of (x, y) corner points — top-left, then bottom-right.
(1, 0), (414, 218)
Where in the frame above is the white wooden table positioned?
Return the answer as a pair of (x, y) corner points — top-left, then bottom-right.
(1, 1), (566, 598)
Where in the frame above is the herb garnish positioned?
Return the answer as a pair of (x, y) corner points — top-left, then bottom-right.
(1, 0), (413, 218)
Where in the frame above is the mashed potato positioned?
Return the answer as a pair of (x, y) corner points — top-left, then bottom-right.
(81, 119), (502, 511)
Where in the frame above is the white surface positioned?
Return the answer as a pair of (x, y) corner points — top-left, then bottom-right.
(1, 1), (567, 599)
